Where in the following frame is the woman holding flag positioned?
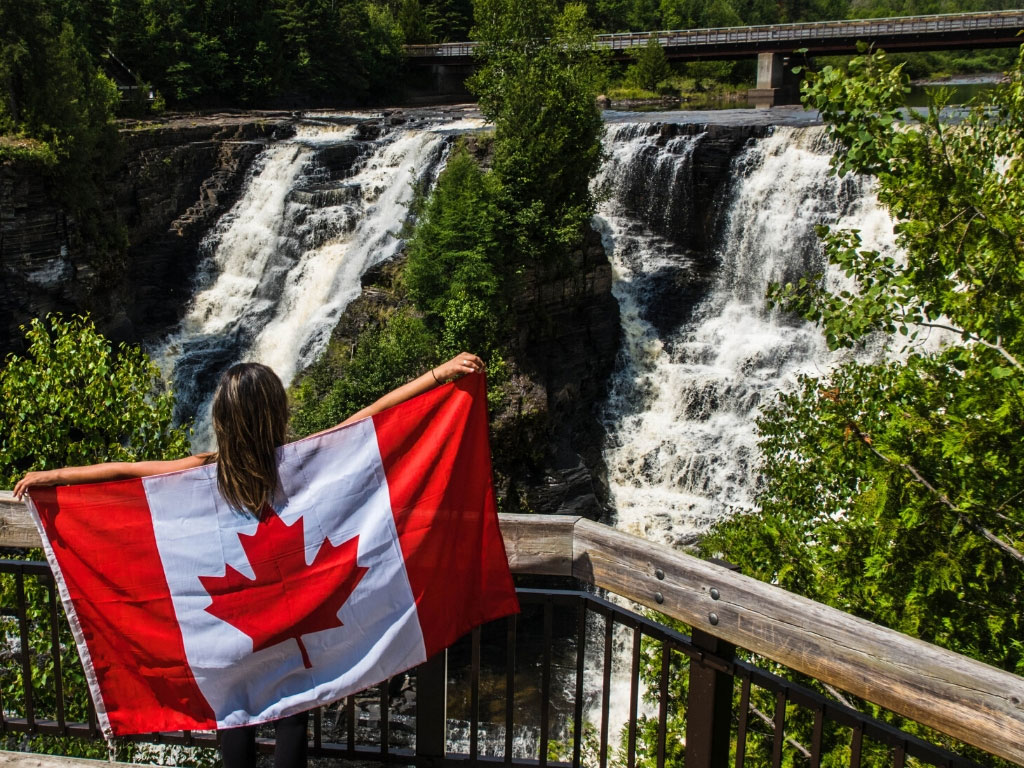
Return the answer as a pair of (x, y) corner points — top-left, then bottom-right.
(13, 352), (487, 768)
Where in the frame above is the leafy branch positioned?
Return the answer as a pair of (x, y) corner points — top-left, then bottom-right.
(845, 419), (1024, 564)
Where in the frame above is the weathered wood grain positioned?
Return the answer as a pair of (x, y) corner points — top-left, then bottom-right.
(497, 514), (577, 576)
(0, 750), (145, 768)
(570, 517), (1024, 766)
(0, 491), (41, 548)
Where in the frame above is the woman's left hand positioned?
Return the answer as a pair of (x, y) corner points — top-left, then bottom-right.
(434, 353), (485, 383)
(13, 470), (62, 501)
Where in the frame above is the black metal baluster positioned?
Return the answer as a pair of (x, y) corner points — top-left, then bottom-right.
(313, 706), (322, 753)
(380, 679), (389, 755)
(505, 613), (516, 765)
(810, 705), (824, 768)
(46, 578), (66, 733)
(771, 690), (786, 768)
(893, 742), (906, 768)
(471, 626), (481, 764)
(600, 612), (613, 768)
(0, 626), (6, 736)
(346, 695), (356, 754)
(86, 687), (99, 737)
(627, 626), (641, 768)
(735, 676), (751, 768)
(416, 651), (447, 763)
(540, 600), (552, 767)
(572, 600), (586, 768)
(15, 570), (34, 730)
(850, 723), (863, 768)
(657, 640), (669, 768)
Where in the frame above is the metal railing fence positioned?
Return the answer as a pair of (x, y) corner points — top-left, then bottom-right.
(0, 559), (989, 768)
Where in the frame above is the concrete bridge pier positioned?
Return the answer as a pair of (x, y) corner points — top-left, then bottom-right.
(431, 63), (473, 100)
(400, 62), (474, 105)
(748, 51), (801, 107)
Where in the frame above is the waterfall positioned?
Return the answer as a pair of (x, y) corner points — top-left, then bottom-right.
(596, 123), (899, 547)
(153, 117), (466, 448)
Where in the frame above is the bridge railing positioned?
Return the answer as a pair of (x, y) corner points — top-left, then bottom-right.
(404, 9), (1024, 58)
(1, 492), (1023, 767)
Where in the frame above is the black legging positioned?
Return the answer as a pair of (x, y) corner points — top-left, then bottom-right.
(220, 710), (309, 768)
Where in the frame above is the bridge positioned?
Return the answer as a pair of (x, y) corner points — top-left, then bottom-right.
(405, 9), (1024, 105)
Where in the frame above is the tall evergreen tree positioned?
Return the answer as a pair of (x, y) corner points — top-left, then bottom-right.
(469, 0), (606, 269)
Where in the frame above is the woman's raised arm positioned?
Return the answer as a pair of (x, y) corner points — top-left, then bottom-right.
(13, 455), (209, 501)
(336, 352), (484, 429)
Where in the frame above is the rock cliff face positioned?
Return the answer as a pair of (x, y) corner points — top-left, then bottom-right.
(1, 167), (77, 350)
(0, 115), (294, 355)
(494, 228), (620, 518)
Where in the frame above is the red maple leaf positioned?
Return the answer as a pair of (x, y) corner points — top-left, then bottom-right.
(199, 513), (368, 669)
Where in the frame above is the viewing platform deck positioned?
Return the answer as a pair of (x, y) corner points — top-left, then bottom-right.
(1, 490), (1022, 767)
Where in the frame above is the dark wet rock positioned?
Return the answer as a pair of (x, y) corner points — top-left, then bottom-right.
(1, 114), (295, 354)
(310, 142), (367, 178)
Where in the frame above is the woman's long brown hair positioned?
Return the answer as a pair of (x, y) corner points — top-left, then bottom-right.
(211, 362), (288, 516)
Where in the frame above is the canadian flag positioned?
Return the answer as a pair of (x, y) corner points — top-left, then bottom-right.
(27, 374), (518, 737)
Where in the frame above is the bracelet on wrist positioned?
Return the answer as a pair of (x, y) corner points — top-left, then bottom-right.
(431, 368), (440, 383)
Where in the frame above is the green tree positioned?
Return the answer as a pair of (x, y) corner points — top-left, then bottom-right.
(291, 306), (437, 436)
(404, 145), (505, 357)
(660, 0), (740, 30)
(469, 0), (606, 269)
(108, 0), (404, 107)
(591, 0), (632, 31)
(625, 36), (671, 91)
(703, 42), (1024, 729)
(422, 0), (473, 41)
(0, 315), (191, 488)
(0, 0), (118, 168)
(273, 0), (403, 101)
(0, 316), (193, 760)
(1, 0), (120, 255)
(627, 0), (660, 29)
(59, 0), (115, 59)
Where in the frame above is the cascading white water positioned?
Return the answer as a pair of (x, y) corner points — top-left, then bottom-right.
(153, 118), (458, 448)
(597, 124), (899, 547)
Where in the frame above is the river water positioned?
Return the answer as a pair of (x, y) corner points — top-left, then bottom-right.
(594, 122), (899, 545)
(151, 115), (476, 447)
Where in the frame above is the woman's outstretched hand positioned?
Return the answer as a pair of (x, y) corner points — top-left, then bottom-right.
(13, 470), (60, 501)
(335, 352), (487, 429)
(12, 456), (209, 501)
(433, 352), (485, 383)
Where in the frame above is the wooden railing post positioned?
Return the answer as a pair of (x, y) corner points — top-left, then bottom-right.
(415, 650), (447, 766)
(686, 629), (736, 768)
(685, 559), (738, 768)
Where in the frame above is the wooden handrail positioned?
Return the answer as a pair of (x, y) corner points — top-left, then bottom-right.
(0, 491), (46, 548)
(4, 492), (1024, 765)
(498, 514), (1024, 766)
(0, 749), (141, 768)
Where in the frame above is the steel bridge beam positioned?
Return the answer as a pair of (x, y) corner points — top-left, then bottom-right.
(404, 9), (1024, 63)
